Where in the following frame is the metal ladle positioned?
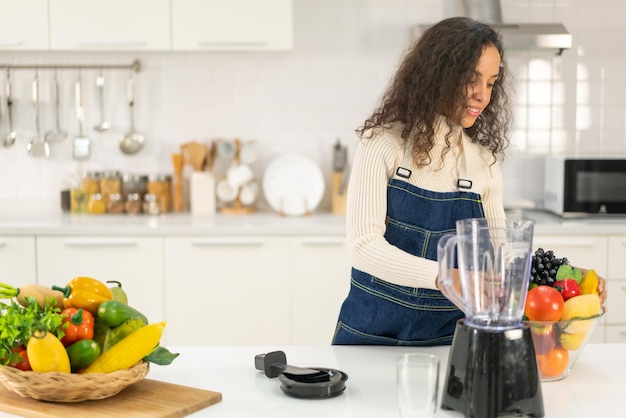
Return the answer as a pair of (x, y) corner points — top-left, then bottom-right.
(44, 71), (68, 142)
(26, 73), (50, 158)
(1, 70), (17, 147)
(119, 74), (144, 154)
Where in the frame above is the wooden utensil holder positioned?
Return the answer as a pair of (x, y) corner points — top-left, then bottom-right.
(331, 172), (347, 215)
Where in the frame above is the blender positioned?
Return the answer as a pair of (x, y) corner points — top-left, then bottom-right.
(437, 218), (544, 418)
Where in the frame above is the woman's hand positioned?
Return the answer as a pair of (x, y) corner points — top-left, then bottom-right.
(597, 275), (607, 310)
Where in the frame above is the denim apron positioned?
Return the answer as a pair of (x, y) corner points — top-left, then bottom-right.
(332, 141), (485, 346)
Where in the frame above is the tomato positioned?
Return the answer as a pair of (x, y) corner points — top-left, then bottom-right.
(9, 346), (32, 371)
(537, 346), (569, 378)
(525, 285), (564, 321)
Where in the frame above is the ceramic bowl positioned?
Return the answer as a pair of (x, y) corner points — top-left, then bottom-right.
(524, 311), (604, 382)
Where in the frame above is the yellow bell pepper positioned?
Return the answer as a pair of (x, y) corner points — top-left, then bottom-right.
(52, 276), (113, 315)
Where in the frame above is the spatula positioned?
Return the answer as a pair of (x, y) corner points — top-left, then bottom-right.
(72, 75), (91, 161)
(26, 74), (50, 158)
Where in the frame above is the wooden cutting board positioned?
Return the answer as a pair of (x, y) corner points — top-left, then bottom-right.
(0, 379), (222, 418)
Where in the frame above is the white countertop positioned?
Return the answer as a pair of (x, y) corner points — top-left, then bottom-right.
(142, 343), (626, 417)
(1, 344), (616, 417)
(0, 209), (625, 236)
(0, 212), (347, 236)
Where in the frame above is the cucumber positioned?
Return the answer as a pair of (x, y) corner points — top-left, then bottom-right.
(66, 339), (101, 372)
(97, 300), (148, 328)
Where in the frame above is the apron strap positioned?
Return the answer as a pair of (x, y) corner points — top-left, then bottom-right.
(393, 139), (415, 180)
(393, 134), (473, 191)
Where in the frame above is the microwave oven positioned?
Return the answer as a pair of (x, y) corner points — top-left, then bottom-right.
(544, 156), (626, 217)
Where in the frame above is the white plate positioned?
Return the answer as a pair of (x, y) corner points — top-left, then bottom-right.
(263, 153), (325, 216)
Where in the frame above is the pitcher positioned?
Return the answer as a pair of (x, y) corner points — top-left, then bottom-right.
(437, 218), (535, 330)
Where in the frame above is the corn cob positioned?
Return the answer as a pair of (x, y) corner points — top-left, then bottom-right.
(84, 321), (166, 374)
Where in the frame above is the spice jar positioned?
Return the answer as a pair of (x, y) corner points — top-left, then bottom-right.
(122, 174), (148, 199)
(147, 174), (172, 213)
(87, 193), (106, 214)
(143, 193), (161, 215)
(125, 193), (143, 214)
(80, 172), (101, 196)
(107, 193), (125, 214)
(70, 189), (88, 214)
(100, 171), (122, 206)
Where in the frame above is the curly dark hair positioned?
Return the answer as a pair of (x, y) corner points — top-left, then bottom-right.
(358, 16), (512, 165)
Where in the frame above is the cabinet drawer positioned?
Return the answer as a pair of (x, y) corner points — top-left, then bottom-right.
(533, 235), (608, 277)
(290, 237), (351, 344)
(171, 0), (293, 51)
(36, 236), (165, 325)
(0, 0), (48, 50)
(605, 280), (626, 325)
(49, 0), (170, 50)
(608, 236), (626, 278)
(0, 236), (37, 286)
(164, 236), (290, 345)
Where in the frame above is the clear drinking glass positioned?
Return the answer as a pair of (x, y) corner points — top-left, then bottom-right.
(397, 353), (440, 418)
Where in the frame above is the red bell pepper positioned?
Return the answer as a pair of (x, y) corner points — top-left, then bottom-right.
(554, 279), (581, 301)
(60, 307), (95, 346)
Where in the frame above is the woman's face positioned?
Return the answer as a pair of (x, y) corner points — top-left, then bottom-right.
(459, 44), (501, 128)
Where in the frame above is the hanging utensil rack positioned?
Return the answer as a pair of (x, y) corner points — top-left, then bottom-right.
(0, 59), (141, 73)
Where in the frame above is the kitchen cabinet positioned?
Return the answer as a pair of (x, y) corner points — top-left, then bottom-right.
(164, 236), (291, 346)
(0, 236), (37, 286)
(49, 0), (170, 50)
(0, 0), (48, 50)
(533, 234), (608, 343)
(171, 0), (293, 51)
(605, 235), (626, 343)
(35, 236), (165, 325)
(290, 236), (351, 345)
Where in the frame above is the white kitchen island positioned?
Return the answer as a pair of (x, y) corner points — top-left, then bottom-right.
(7, 343), (609, 418)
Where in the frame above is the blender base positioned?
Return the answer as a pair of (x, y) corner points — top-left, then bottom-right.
(441, 320), (544, 418)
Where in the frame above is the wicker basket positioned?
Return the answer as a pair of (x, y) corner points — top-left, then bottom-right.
(0, 361), (149, 402)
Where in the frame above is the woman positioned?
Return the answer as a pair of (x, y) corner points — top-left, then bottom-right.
(332, 17), (606, 346)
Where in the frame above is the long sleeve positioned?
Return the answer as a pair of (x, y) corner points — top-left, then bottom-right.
(346, 123), (505, 290)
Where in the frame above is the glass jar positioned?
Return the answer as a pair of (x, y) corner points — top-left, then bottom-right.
(122, 174), (148, 199)
(80, 171), (101, 195)
(147, 174), (172, 213)
(87, 193), (106, 214)
(70, 189), (88, 214)
(100, 171), (122, 206)
(143, 193), (161, 215)
(125, 193), (143, 214)
(107, 193), (125, 214)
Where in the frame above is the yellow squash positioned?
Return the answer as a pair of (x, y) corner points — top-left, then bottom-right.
(84, 321), (166, 374)
(27, 330), (71, 373)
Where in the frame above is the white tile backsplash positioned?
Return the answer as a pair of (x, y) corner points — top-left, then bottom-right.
(1, 0), (626, 212)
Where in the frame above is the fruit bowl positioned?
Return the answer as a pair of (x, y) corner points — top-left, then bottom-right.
(0, 361), (149, 402)
(525, 311), (604, 382)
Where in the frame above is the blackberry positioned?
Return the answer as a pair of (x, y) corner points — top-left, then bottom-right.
(530, 248), (568, 287)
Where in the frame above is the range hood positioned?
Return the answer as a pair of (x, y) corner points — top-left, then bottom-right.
(417, 0), (572, 55)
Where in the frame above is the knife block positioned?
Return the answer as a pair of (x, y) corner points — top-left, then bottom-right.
(331, 172), (347, 215)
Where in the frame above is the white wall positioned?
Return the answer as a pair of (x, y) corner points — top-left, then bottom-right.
(0, 0), (624, 213)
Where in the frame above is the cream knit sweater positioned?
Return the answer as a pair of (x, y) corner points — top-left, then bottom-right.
(346, 118), (506, 290)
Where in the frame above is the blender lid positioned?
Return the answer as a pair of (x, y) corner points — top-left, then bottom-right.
(255, 350), (348, 399)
